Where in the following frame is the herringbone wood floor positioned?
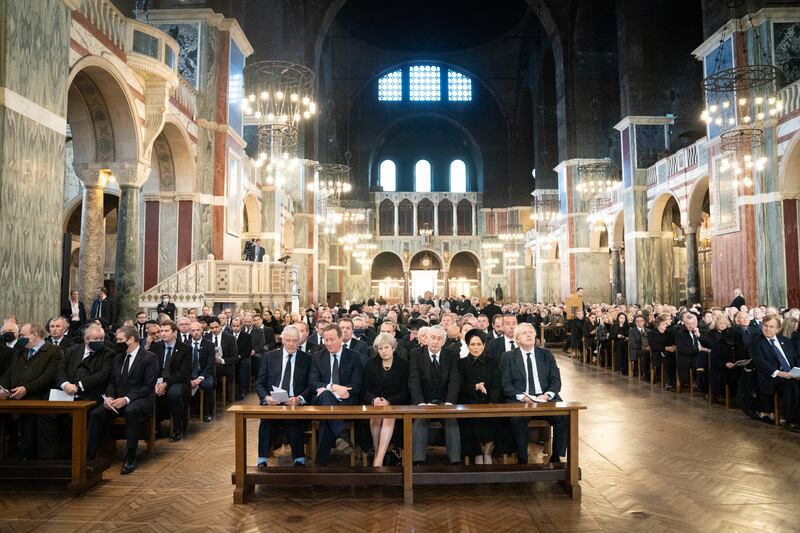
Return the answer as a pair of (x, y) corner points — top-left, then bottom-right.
(2, 354), (800, 532)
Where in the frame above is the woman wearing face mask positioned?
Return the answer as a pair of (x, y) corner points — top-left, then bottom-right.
(156, 293), (176, 320)
(457, 330), (500, 465)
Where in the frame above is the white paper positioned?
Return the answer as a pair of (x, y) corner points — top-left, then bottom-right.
(523, 392), (549, 403)
(270, 386), (289, 403)
(156, 377), (164, 385)
(191, 385), (199, 397)
(49, 389), (75, 402)
(789, 367), (800, 378)
(101, 394), (119, 414)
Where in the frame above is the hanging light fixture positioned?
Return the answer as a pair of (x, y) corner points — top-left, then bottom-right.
(576, 161), (619, 215)
(530, 190), (562, 232)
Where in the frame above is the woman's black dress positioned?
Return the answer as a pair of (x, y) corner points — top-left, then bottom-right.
(457, 353), (501, 456)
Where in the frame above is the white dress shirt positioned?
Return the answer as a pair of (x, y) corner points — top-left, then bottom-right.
(515, 349), (555, 401)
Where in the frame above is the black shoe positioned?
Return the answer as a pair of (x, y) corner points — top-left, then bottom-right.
(169, 431), (183, 442)
(784, 421), (800, 433)
(203, 415), (212, 423)
(257, 462), (268, 471)
(120, 458), (137, 475)
(293, 461), (306, 467)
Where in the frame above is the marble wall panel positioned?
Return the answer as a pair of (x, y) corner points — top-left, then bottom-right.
(159, 201), (178, 280)
(634, 124), (666, 169)
(784, 199), (800, 307)
(192, 202), (213, 260)
(537, 261), (561, 305)
(574, 252), (611, 303)
(155, 23), (201, 88)
(755, 200), (787, 307)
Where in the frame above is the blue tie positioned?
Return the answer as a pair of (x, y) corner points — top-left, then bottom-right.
(27, 348), (35, 360)
(771, 339), (791, 372)
(164, 346), (173, 368)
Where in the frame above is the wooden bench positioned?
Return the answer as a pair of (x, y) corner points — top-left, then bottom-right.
(0, 400), (106, 496)
(229, 402), (586, 505)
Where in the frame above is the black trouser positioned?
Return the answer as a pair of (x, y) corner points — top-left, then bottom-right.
(19, 413), (58, 460)
(709, 366), (741, 399)
(615, 341), (628, 373)
(313, 391), (356, 465)
(258, 420), (306, 461)
(677, 355), (695, 387)
(236, 356), (251, 397)
(774, 379), (800, 421)
(87, 398), (153, 459)
(663, 353), (676, 387)
(157, 383), (187, 432)
(636, 349), (652, 380)
(194, 376), (215, 417)
(510, 414), (567, 463)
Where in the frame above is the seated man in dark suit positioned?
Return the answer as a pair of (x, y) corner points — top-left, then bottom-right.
(56, 323), (115, 404)
(46, 316), (75, 350)
(244, 312), (265, 382)
(487, 313), (519, 362)
(295, 321), (319, 354)
(0, 321), (19, 376)
(151, 321), (191, 441)
(339, 317), (370, 365)
(629, 315), (652, 381)
(499, 323), (567, 464)
(309, 323), (363, 466)
(188, 320), (216, 422)
(408, 325), (461, 465)
(751, 315), (800, 433)
(675, 313), (711, 390)
(205, 317), (238, 396)
(0, 322), (63, 459)
(87, 325), (159, 474)
(231, 318), (253, 401)
(254, 313), (276, 350)
(255, 325), (313, 468)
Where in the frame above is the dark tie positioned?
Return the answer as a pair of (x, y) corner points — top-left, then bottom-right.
(281, 354), (293, 391)
(121, 352), (131, 379)
(526, 352), (536, 395)
(771, 339), (791, 372)
(692, 334), (698, 351)
(510, 340), (516, 351)
(192, 342), (200, 374)
(164, 346), (172, 368)
(214, 336), (219, 348)
(431, 354), (440, 380)
(27, 348), (35, 360)
(331, 354), (340, 385)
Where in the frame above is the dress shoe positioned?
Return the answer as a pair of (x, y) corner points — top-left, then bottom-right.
(120, 458), (137, 475)
(203, 416), (212, 423)
(784, 421), (800, 433)
(257, 462), (268, 471)
(169, 431), (183, 442)
(335, 437), (353, 454)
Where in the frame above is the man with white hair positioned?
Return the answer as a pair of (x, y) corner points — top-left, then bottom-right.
(46, 316), (74, 349)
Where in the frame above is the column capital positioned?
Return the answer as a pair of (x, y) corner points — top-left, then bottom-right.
(72, 162), (110, 188)
(613, 115), (674, 132)
(610, 244), (623, 252)
(111, 162), (151, 188)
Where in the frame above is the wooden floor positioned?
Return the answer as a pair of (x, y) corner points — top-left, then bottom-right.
(2, 354), (800, 532)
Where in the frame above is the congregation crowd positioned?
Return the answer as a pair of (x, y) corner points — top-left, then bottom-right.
(1, 285), (799, 477)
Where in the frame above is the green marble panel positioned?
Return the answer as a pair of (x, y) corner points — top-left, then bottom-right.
(755, 199), (787, 306)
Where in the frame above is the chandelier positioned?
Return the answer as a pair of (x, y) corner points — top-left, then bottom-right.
(308, 163), (353, 199)
(576, 162), (619, 212)
(586, 213), (607, 233)
(242, 61), (317, 156)
(498, 223), (525, 243)
(530, 190), (562, 232)
(254, 151), (300, 188)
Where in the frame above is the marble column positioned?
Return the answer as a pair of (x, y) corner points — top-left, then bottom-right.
(452, 203), (458, 236)
(74, 164), (107, 311)
(393, 203), (399, 236)
(412, 204), (418, 236)
(610, 245), (622, 301)
(443, 270), (449, 299)
(685, 228), (700, 305)
(403, 270), (410, 304)
(113, 162), (149, 322)
(433, 204), (439, 235)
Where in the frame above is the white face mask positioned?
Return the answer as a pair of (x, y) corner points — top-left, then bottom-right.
(163, 298), (170, 303)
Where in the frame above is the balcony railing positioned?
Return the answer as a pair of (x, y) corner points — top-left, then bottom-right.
(78, 0), (127, 52)
(646, 137), (708, 187)
(779, 78), (800, 118)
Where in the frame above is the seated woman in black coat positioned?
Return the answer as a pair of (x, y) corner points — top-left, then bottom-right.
(362, 332), (410, 467)
(647, 315), (677, 390)
(611, 312), (630, 374)
(457, 329), (501, 465)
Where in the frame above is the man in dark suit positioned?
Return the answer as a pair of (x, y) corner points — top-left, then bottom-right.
(0, 321), (19, 376)
(295, 321), (320, 354)
(255, 325), (313, 468)
(87, 325), (159, 474)
(254, 314), (276, 351)
(733, 310), (755, 355)
(307, 319), (327, 347)
(56, 323), (115, 403)
(244, 313), (265, 383)
(482, 298), (502, 325)
(156, 294), (176, 320)
(135, 311), (149, 342)
(187, 320), (216, 422)
(352, 315), (375, 346)
(309, 323), (363, 466)
(46, 316), (75, 350)
(369, 320), (408, 360)
(729, 288), (746, 310)
(339, 317), (370, 365)
(751, 315), (800, 432)
(62, 289), (87, 336)
(488, 314), (520, 362)
(205, 317), (238, 397)
(499, 323), (567, 463)
(151, 321), (192, 441)
(90, 286), (115, 325)
(749, 308), (764, 336)
(231, 318), (253, 401)
(176, 317), (193, 345)
(675, 313), (711, 391)
(629, 315), (652, 381)
(0, 322), (63, 459)
(408, 325), (461, 464)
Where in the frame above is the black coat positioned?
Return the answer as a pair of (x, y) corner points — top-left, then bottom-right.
(150, 341), (192, 386)
(89, 297), (115, 324)
(343, 337), (370, 365)
(106, 348), (159, 404)
(205, 332), (238, 366)
(481, 304), (502, 322)
(0, 343), (63, 400)
(408, 347), (460, 405)
(361, 355), (410, 406)
(309, 347), (363, 401)
(499, 347), (562, 401)
(255, 348), (313, 403)
(487, 336), (516, 363)
(156, 301), (176, 320)
(233, 331), (253, 360)
(245, 326), (265, 354)
(56, 343), (115, 402)
(458, 354), (501, 404)
(46, 335), (75, 350)
(751, 334), (799, 395)
(186, 337), (216, 382)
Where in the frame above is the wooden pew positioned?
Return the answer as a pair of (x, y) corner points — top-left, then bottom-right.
(0, 400), (106, 496)
(229, 402), (586, 505)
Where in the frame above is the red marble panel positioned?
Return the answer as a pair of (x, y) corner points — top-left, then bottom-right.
(177, 200), (193, 269)
(711, 204), (757, 306)
(784, 199), (800, 307)
(143, 201), (160, 291)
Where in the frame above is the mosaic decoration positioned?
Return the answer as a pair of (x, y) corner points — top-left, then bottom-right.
(72, 72), (115, 163)
(774, 22), (800, 87)
(155, 22), (201, 88)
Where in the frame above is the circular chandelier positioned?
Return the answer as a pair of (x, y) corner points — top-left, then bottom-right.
(576, 162), (619, 212)
(498, 223), (525, 243)
(530, 191), (562, 232)
(309, 163), (353, 199)
(242, 61), (317, 153)
(254, 152), (300, 189)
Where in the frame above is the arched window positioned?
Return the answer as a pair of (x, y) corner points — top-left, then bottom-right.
(398, 199), (414, 236)
(457, 199), (473, 235)
(409, 65), (440, 101)
(418, 199), (434, 232)
(378, 69), (402, 101)
(447, 70), (472, 101)
(450, 159), (467, 192)
(379, 199), (395, 236)
(438, 199), (453, 235)
(379, 160), (396, 192)
(415, 160), (431, 192)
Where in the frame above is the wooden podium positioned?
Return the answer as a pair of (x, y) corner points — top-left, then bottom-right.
(565, 295), (584, 320)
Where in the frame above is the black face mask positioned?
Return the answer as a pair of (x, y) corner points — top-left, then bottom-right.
(115, 341), (128, 353)
(88, 341), (106, 353)
(353, 328), (365, 337)
(1, 331), (15, 343)
(15, 337), (29, 348)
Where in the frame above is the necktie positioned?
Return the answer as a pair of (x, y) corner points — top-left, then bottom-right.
(331, 354), (340, 385)
(431, 354), (440, 379)
(214, 336), (219, 347)
(192, 342), (200, 373)
(53, 339), (59, 347)
(771, 339), (791, 372)
(121, 352), (131, 379)
(692, 333), (698, 351)
(164, 346), (172, 368)
(526, 352), (536, 395)
(27, 348), (35, 360)
(281, 354), (293, 391)
(510, 340), (516, 351)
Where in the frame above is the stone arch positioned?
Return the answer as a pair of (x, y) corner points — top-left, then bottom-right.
(648, 191), (682, 234)
(609, 209), (625, 249)
(590, 220), (609, 250)
(449, 250), (480, 275)
(779, 131), (800, 195)
(242, 193), (261, 236)
(160, 120), (196, 193)
(687, 175), (709, 229)
(371, 251), (405, 278)
(410, 250), (444, 270)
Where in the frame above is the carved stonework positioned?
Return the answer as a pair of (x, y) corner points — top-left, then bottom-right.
(72, 72), (114, 163)
(153, 134), (176, 191)
(217, 267), (228, 291)
(231, 267), (247, 293)
(112, 162), (151, 188)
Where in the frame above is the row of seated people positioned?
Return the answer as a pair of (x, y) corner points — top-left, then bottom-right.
(561, 306), (800, 433)
(255, 321), (568, 468)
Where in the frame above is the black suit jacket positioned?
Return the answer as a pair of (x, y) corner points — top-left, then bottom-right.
(156, 302), (176, 320)
(675, 327), (708, 360)
(255, 348), (313, 403)
(150, 341), (192, 387)
(205, 332), (238, 366)
(488, 336), (516, 363)
(499, 347), (562, 401)
(187, 337), (216, 382)
(46, 335), (75, 350)
(299, 340), (321, 354)
(261, 325), (276, 350)
(408, 347), (460, 405)
(0, 343), (63, 400)
(751, 334), (799, 395)
(61, 300), (88, 325)
(309, 347), (363, 401)
(361, 356), (410, 406)
(245, 326), (265, 354)
(482, 304), (502, 321)
(90, 297), (115, 324)
(343, 338), (370, 365)
(106, 348), (159, 403)
(56, 343), (115, 402)
(233, 331), (253, 360)
(0, 344), (14, 376)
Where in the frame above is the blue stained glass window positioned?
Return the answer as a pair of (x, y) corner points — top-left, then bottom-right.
(409, 65), (441, 101)
(378, 69), (402, 101)
(448, 70), (472, 101)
